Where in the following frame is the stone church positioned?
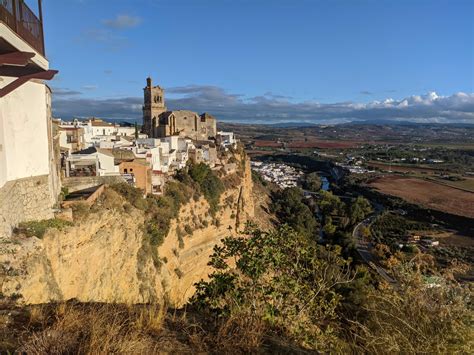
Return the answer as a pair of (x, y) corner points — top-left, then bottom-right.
(142, 77), (217, 140)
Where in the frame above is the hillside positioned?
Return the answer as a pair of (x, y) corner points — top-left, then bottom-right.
(0, 154), (256, 306)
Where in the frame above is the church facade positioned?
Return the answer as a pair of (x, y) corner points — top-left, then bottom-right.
(142, 77), (217, 141)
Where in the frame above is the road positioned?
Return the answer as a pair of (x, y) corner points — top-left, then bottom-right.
(353, 216), (397, 284)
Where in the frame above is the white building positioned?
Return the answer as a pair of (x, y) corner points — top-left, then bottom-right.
(0, 1), (60, 235)
(217, 131), (237, 148)
(66, 147), (119, 177)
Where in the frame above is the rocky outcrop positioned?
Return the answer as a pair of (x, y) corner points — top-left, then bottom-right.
(0, 157), (255, 306)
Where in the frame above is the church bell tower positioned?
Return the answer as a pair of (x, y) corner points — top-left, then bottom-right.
(142, 77), (167, 137)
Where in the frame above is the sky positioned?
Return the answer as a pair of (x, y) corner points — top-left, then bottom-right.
(37, 0), (474, 124)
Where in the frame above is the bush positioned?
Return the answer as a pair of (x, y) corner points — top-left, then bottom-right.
(112, 182), (193, 249)
(187, 163), (225, 215)
(110, 183), (147, 210)
(193, 225), (353, 351)
(16, 219), (73, 238)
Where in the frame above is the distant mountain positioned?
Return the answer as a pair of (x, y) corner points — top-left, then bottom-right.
(268, 122), (318, 128)
(344, 119), (474, 127)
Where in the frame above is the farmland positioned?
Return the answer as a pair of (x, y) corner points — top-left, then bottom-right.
(369, 176), (474, 219)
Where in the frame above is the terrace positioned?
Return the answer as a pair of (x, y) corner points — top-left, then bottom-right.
(0, 0), (44, 56)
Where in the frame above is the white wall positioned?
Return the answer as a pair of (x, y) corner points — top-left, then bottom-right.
(116, 126), (135, 136)
(0, 78), (50, 187)
(91, 125), (115, 136)
(97, 152), (119, 176)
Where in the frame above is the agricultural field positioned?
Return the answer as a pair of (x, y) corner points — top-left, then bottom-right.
(367, 161), (444, 175)
(429, 177), (474, 192)
(369, 176), (474, 219)
(286, 140), (360, 149)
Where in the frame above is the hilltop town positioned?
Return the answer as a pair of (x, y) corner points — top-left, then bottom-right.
(1, 69), (238, 235)
(57, 77), (237, 196)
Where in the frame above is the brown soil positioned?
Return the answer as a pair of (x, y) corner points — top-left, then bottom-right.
(287, 140), (359, 149)
(367, 161), (443, 174)
(254, 140), (284, 148)
(369, 176), (474, 218)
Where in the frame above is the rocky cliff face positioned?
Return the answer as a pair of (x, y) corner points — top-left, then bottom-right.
(0, 158), (255, 306)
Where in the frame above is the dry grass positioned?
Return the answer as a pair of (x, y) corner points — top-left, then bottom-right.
(2, 301), (303, 354)
(11, 303), (179, 354)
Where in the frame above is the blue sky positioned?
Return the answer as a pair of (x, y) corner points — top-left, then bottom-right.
(39, 0), (473, 123)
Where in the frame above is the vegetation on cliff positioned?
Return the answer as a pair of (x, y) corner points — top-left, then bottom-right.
(191, 224), (472, 353)
(4, 224), (471, 354)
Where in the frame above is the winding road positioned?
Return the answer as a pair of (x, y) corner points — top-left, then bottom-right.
(353, 215), (396, 284)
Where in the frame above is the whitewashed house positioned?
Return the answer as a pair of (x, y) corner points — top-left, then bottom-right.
(0, 0), (60, 235)
(66, 147), (119, 177)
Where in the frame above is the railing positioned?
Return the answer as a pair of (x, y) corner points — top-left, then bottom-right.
(0, 0), (45, 56)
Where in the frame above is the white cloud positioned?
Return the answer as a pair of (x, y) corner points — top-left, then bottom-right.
(52, 86), (474, 124)
(103, 15), (142, 29)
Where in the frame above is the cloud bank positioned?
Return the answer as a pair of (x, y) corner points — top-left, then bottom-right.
(52, 85), (474, 124)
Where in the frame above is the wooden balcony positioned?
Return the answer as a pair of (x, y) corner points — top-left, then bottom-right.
(0, 0), (45, 56)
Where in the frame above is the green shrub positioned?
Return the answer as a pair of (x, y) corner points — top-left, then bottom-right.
(17, 219), (73, 238)
(110, 183), (147, 210)
(187, 163), (224, 215)
(112, 182), (193, 249)
(192, 225), (352, 351)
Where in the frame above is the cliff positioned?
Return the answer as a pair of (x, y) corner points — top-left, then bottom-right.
(0, 157), (255, 306)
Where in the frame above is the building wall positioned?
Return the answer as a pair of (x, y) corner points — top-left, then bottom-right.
(0, 78), (50, 187)
(96, 152), (119, 176)
(119, 161), (151, 195)
(156, 112), (216, 140)
(0, 175), (54, 237)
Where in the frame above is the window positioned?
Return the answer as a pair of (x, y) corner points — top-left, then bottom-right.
(130, 168), (134, 172)
(124, 169), (128, 173)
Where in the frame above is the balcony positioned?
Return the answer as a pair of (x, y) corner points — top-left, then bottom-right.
(0, 0), (44, 56)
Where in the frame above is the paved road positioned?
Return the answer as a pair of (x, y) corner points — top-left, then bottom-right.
(353, 216), (396, 284)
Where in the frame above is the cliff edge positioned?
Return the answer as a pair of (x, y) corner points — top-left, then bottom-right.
(0, 155), (255, 306)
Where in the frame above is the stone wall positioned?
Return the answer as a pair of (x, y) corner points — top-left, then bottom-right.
(0, 175), (54, 237)
(62, 176), (126, 193)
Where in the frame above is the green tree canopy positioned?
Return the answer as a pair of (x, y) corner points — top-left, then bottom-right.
(303, 172), (322, 192)
(271, 187), (319, 237)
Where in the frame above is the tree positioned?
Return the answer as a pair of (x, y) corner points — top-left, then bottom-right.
(318, 191), (344, 216)
(359, 225), (371, 239)
(323, 216), (337, 236)
(349, 196), (373, 224)
(303, 172), (322, 192)
(271, 187), (319, 237)
(193, 225), (353, 352)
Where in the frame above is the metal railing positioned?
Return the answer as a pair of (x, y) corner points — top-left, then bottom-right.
(0, 0), (45, 56)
